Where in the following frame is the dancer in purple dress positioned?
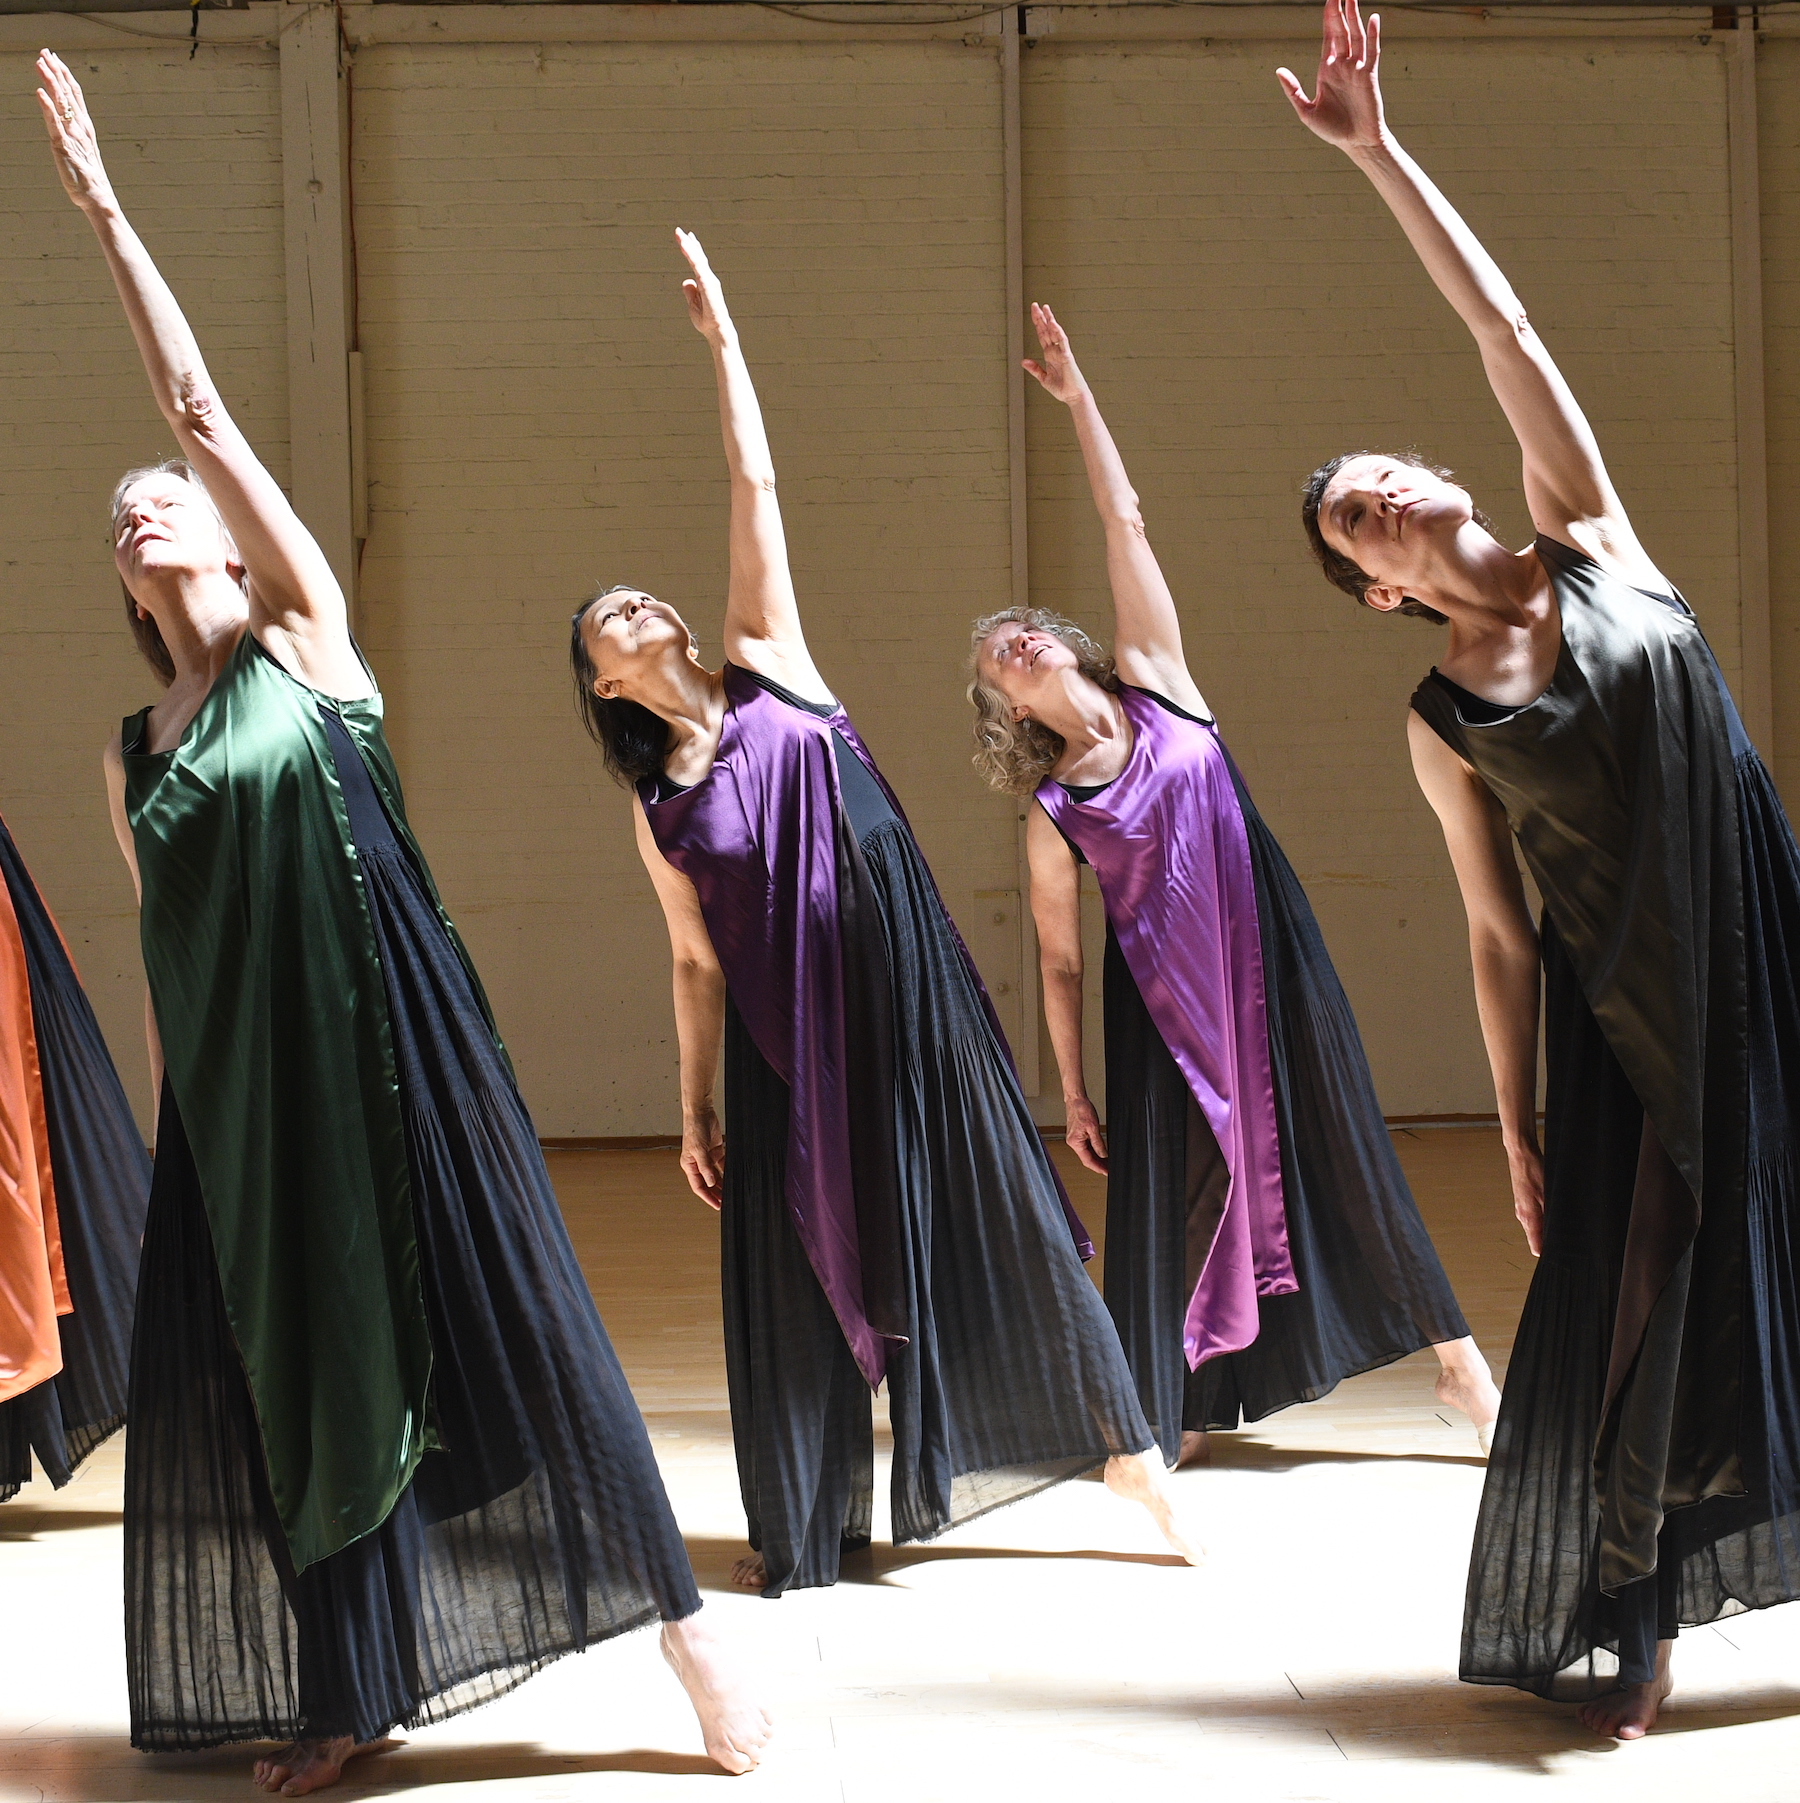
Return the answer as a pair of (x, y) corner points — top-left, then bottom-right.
(967, 303), (1498, 1474)
(571, 233), (1198, 1597)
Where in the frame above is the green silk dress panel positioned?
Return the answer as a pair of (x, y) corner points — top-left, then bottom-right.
(123, 629), (474, 1573)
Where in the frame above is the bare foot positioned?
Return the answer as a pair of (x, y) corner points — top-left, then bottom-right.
(1434, 1338), (1502, 1447)
(729, 1551), (766, 1590)
(661, 1612), (774, 1774)
(251, 1737), (399, 1795)
(1576, 1649), (1673, 1740)
(1176, 1430), (1211, 1469)
(1103, 1449), (1205, 1565)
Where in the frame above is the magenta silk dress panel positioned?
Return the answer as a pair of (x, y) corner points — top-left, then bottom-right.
(644, 666), (1093, 1391)
(1036, 688), (1295, 1366)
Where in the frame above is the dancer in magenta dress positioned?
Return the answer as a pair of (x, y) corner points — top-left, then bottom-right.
(968, 303), (1497, 1472)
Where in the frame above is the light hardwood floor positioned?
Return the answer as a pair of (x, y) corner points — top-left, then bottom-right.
(4, 1127), (1799, 1801)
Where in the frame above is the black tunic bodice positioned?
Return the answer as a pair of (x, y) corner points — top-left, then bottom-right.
(1411, 533), (1753, 1593)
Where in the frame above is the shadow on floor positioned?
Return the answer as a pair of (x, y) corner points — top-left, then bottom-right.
(1205, 1438), (1488, 1472)
(0, 1738), (724, 1800)
(681, 1534), (1188, 1594)
(0, 1505), (124, 1539)
(965, 1672), (1800, 1772)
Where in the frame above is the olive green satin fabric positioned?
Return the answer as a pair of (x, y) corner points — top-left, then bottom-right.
(123, 630), (463, 1572)
(1411, 535), (1748, 1593)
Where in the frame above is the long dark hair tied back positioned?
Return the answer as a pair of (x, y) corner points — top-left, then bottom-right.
(568, 585), (677, 787)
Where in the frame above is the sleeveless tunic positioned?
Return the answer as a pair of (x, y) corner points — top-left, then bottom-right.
(642, 665), (1150, 1595)
(122, 630), (698, 1749)
(1412, 534), (1800, 1692)
(123, 630), (436, 1571)
(1041, 688), (1469, 1462)
(0, 814), (149, 1497)
(1038, 688), (1294, 1366)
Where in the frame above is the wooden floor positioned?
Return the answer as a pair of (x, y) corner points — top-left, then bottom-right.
(6, 1126), (1800, 1802)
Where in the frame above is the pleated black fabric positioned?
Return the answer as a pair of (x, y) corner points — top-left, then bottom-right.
(124, 712), (698, 1750)
(0, 819), (149, 1500)
(1098, 767), (1469, 1464)
(1462, 757), (1800, 1694)
(721, 804), (1153, 1597)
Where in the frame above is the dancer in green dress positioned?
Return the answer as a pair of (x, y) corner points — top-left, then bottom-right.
(37, 50), (769, 1794)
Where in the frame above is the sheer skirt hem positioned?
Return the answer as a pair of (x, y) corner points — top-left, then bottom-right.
(131, 1605), (667, 1753)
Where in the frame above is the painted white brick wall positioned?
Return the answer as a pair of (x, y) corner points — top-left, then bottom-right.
(1024, 34), (1739, 1116)
(0, 44), (285, 1133)
(0, 25), (1773, 1136)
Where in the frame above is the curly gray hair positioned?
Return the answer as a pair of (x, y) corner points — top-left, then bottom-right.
(966, 606), (1120, 797)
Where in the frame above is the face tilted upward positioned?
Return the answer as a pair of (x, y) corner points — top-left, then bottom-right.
(112, 472), (237, 601)
(1315, 454), (1474, 600)
(580, 590), (697, 699)
(978, 620), (1081, 717)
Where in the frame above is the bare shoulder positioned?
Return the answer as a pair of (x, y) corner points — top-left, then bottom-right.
(1542, 512), (1671, 599)
(1114, 649), (1208, 721)
(726, 637), (834, 708)
(1407, 705), (1480, 798)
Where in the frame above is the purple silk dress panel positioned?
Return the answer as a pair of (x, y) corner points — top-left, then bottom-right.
(1036, 688), (1294, 1368)
(642, 666), (1092, 1392)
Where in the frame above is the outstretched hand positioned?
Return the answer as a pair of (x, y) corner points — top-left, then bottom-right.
(1021, 301), (1090, 407)
(1277, 0), (1387, 155)
(677, 227), (735, 345)
(36, 49), (115, 212)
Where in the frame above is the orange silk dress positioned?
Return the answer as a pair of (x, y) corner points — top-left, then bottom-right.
(0, 861), (67, 1404)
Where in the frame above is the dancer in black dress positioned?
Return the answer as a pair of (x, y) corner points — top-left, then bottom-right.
(37, 53), (767, 1792)
(0, 813), (149, 1501)
(1283, 0), (1800, 1736)
(573, 232), (1199, 1598)
(968, 304), (1497, 1472)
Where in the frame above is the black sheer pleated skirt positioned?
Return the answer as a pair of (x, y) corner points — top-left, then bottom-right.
(124, 830), (699, 1750)
(1102, 775), (1469, 1466)
(0, 821), (149, 1501)
(721, 817), (1152, 1596)
(1462, 752), (1800, 1695)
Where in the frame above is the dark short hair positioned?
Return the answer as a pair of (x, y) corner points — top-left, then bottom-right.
(1301, 450), (1496, 628)
(568, 585), (675, 787)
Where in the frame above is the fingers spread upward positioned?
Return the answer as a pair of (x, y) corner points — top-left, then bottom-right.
(1022, 300), (1089, 403)
(1276, 0), (1384, 147)
(676, 226), (731, 338)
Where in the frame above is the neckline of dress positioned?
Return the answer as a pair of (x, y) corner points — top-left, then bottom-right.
(645, 663), (839, 806)
(126, 628), (378, 762)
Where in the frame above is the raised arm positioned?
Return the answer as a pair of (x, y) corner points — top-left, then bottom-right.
(1025, 807), (1107, 1174)
(1279, 2), (1662, 584)
(634, 799), (728, 1207)
(37, 51), (366, 696)
(1024, 305), (1207, 717)
(1407, 714), (1543, 1253)
(676, 230), (829, 701)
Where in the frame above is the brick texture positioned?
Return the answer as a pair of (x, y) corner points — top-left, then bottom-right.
(0, 44), (285, 1132)
(0, 26), (1772, 1135)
